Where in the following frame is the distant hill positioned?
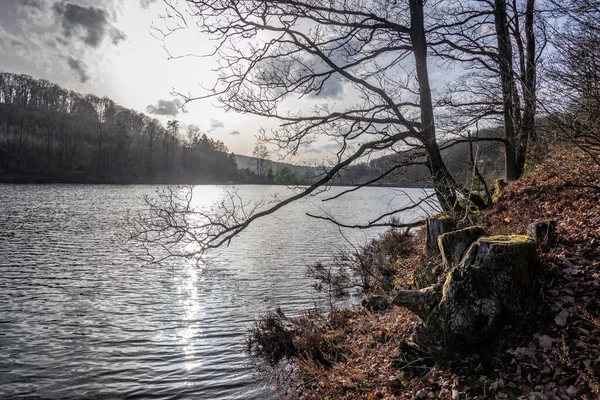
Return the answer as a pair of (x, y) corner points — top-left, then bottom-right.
(234, 154), (318, 176)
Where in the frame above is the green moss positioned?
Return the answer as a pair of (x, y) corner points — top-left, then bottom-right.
(485, 235), (535, 244)
(441, 270), (454, 299)
(428, 213), (453, 221)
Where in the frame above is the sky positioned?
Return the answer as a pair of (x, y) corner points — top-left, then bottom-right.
(0, 0), (284, 158)
(0, 0), (460, 164)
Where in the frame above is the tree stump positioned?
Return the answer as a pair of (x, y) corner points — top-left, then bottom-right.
(394, 234), (541, 349)
(425, 215), (456, 255)
(438, 226), (488, 270)
(528, 220), (557, 251)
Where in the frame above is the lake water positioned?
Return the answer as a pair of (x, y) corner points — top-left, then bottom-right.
(0, 184), (434, 399)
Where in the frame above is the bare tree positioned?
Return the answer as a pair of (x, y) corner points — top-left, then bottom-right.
(251, 142), (270, 181)
(430, 0), (542, 180)
(126, 0), (495, 261)
(542, 0), (600, 167)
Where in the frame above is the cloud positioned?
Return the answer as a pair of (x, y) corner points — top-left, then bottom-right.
(53, 2), (126, 48)
(9, 39), (27, 50)
(67, 56), (89, 83)
(228, 130), (241, 135)
(208, 118), (225, 132)
(139, 0), (158, 9)
(301, 144), (325, 154)
(322, 142), (343, 151)
(145, 99), (182, 116)
(21, 0), (44, 9)
(110, 29), (127, 45)
(309, 76), (345, 99)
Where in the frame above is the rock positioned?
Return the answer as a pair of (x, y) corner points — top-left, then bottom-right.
(425, 214), (456, 255)
(528, 220), (558, 251)
(394, 234), (542, 349)
(364, 295), (390, 312)
(438, 226), (488, 270)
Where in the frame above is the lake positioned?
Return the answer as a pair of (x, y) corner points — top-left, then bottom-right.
(0, 184), (435, 399)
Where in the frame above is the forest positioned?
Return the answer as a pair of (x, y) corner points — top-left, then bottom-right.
(0, 72), (239, 184)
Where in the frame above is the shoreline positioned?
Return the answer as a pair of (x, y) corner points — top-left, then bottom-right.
(247, 147), (600, 399)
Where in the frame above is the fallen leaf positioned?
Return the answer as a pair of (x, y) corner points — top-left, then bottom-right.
(537, 335), (555, 351)
(555, 310), (569, 326)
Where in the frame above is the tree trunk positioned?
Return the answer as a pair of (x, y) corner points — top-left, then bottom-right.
(528, 219), (557, 251)
(495, 0), (520, 181)
(438, 226), (488, 269)
(393, 287), (435, 320)
(410, 0), (460, 213)
(517, 0), (537, 177)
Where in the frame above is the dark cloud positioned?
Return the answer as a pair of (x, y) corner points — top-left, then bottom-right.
(67, 56), (89, 83)
(228, 130), (241, 135)
(53, 2), (126, 48)
(10, 39), (27, 49)
(208, 118), (225, 132)
(146, 99), (182, 116)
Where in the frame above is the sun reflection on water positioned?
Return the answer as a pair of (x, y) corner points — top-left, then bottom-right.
(176, 261), (206, 372)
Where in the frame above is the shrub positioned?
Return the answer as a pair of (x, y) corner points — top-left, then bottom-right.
(308, 226), (417, 298)
(246, 307), (297, 366)
(246, 307), (336, 368)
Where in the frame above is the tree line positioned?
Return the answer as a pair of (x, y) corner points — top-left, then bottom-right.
(0, 72), (241, 184)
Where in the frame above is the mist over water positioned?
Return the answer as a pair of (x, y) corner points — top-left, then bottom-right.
(0, 184), (434, 399)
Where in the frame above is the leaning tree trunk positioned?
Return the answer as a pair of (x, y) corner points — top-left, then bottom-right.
(516, 0), (537, 177)
(409, 0), (460, 214)
(394, 234), (541, 349)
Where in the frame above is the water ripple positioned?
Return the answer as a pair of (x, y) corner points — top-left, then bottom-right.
(0, 184), (433, 399)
